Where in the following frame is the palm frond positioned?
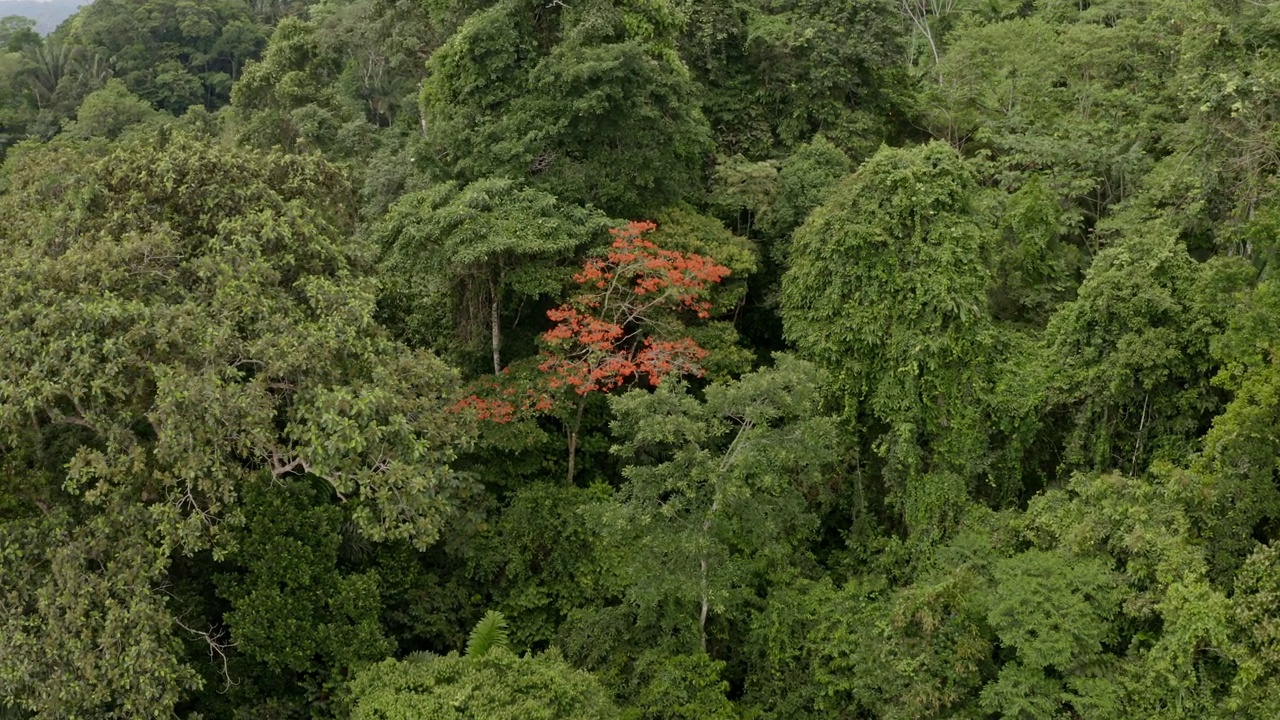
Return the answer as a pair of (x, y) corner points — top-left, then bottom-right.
(464, 610), (509, 658)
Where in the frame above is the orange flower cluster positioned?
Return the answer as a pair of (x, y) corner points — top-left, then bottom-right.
(452, 378), (553, 424)
(573, 221), (731, 321)
(539, 352), (638, 395)
(543, 307), (624, 351)
(635, 337), (708, 381)
(539, 221), (729, 396)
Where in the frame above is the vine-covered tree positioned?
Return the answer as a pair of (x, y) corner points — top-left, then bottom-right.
(419, 0), (712, 217)
(781, 141), (995, 537)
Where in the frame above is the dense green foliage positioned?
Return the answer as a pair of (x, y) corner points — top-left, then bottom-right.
(4, 0), (1280, 718)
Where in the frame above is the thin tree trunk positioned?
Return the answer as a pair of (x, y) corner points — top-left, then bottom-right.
(698, 492), (722, 654)
(699, 556), (709, 653)
(1131, 393), (1150, 476)
(695, 422), (748, 652)
(489, 273), (502, 375)
(566, 396), (587, 485)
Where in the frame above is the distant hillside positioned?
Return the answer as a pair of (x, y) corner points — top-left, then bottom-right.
(0, 0), (88, 34)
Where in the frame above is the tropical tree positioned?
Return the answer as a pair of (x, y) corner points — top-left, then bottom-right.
(0, 134), (472, 717)
(601, 356), (839, 654)
(22, 39), (80, 110)
(375, 177), (611, 373)
(781, 141), (995, 537)
(64, 78), (159, 139)
(229, 17), (358, 153)
(350, 612), (621, 720)
(1030, 227), (1248, 477)
(536, 221), (731, 482)
(419, 0), (712, 217)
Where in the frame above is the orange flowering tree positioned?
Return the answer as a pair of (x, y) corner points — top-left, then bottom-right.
(454, 221), (732, 483)
(539, 221), (729, 393)
(540, 221), (731, 481)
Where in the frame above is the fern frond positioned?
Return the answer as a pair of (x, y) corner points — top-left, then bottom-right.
(465, 610), (509, 657)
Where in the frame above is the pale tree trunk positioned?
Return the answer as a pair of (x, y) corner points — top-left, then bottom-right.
(566, 396), (587, 485)
(900, 0), (956, 82)
(696, 422), (750, 653)
(698, 495), (720, 654)
(489, 272), (502, 375)
(699, 556), (710, 653)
